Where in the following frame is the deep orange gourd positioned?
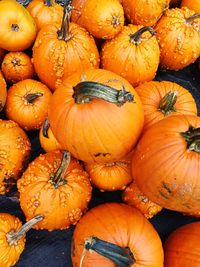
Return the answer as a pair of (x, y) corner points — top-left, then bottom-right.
(5, 79), (52, 131)
(155, 7), (200, 70)
(135, 80), (197, 130)
(0, 213), (43, 267)
(132, 115), (200, 213)
(101, 25), (160, 87)
(17, 150), (92, 231)
(27, 0), (63, 32)
(1, 52), (35, 83)
(71, 202), (164, 267)
(181, 0), (200, 13)
(48, 69), (144, 163)
(0, 70), (7, 112)
(0, 0), (36, 51)
(32, 5), (99, 91)
(164, 222), (200, 266)
(122, 0), (170, 26)
(0, 120), (31, 195)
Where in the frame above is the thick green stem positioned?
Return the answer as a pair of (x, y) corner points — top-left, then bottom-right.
(73, 81), (134, 107)
(130, 26), (156, 45)
(186, 13), (200, 24)
(42, 118), (50, 138)
(57, 3), (72, 41)
(181, 126), (200, 152)
(25, 93), (43, 103)
(159, 91), (178, 116)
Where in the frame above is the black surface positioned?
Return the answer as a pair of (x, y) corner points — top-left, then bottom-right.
(1, 63), (200, 267)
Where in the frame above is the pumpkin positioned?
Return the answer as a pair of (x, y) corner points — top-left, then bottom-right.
(164, 221), (200, 266)
(17, 150), (92, 230)
(32, 4), (99, 91)
(0, 213), (43, 267)
(122, 0), (170, 26)
(101, 25), (160, 87)
(71, 202), (164, 267)
(0, 48), (5, 64)
(155, 7), (200, 70)
(71, 0), (124, 39)
(5, 79), (52, 130)
(181, 0), (200, 13)
(39, 118), (62, 152)
(132, 114), (200, 213)
(0, 70), (7, 112)
(27, 0), (63, 32)
(135, 80), (197, 130)
(48, 69), (144, 163)
(1, 52), (35, 83)
(0, 119), (31, 195)
(122, 180), (162, 219)
(0, 0), (36, 51)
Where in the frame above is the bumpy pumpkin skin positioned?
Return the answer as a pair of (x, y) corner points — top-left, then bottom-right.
(181, 0), (200, 13)
(155, 7), (200, 71)
(101, 25), (160, 87)
(17, 150), (92, 231)
(72, 203), (164, 267)
(132, 115), (200, 213)
(135, 81), (197, 130)
(164, 222), (200, 267)
(0, 70), (7, 112)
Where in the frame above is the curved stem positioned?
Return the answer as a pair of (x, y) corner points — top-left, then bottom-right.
(25, 93), (43, 103)
(83, 236), (135, 267)
(57, 3), (72, 41)
(181, 126), (200, 152)
(42, 118), (50, 138)
(73, 81), (134, 107)
(185, 13), (200, 24)
(6, 215), (44, 246)
(159, 91), (178, 116)
(130, 26), (156, 45)
(45, 0), (52, 6)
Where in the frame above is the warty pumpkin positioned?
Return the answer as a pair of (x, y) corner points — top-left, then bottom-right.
(0, 70), (7, 112)
(71, 202), (164, 267)
(181, 0), (200, 13)
(48, 68), (144, 163)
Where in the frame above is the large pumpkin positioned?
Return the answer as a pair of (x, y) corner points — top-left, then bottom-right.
(132, 115), (200, 213)
(48, 69), (144, 163)
(71, 202), (164, 267)
(181, 0), (200, 13)
(0, 70), (7, 112)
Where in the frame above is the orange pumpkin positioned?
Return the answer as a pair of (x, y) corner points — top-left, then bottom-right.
(0, 120), (31, 195)
(132, 115), (200, 213)
(17, 150), (92, 230)
(155, 7), (200, 70)
(0, 0), (36, 51)
(135, 80), (197, 130)
(0, 70), (7, 112)
(32, 5), (99, 91)
(0, 48), (5, 64)
(101, 25), (160, 87)
(0, 213), (43, 267)
(71, 203), (164, 267)
(122, 0), (170, 26)
(1, 52), (35, 83)
(48, 69), (144, 163)
(181, 0), (200, 13)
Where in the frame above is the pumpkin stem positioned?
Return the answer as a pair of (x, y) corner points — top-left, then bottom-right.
(158, 91), (178, 116)
(25, 93), (43, 103)
(130, 26), (156, 45)
(11, 58), (21, 66)
(45, 0), (52, 6)
(6, 215), (44, 246)
(42, 118), (50, 138)
(57, 3), (72, 41)
(82, 236), (135, 267)
(185, 13), (200, 24)
(50, 151), (70, 188)
(181, 126), (200, 153)
(73, 81), (134, 107)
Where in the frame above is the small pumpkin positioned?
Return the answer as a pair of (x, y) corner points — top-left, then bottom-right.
(1, 52), (35, 83)
(132, 114), (200, 213)
(164, 221), (200, 267)
(181, 0), (200, 13)
(0, 213), (43, 267)
(0, 70), (7, 112)
(0, 48), (5, 64)
(0, 119), (31, 195)
(17, 150), (92, 230)
(0, 0), (36, 51)
(71, 202), (164, 267)
(155, 7), (200, 70)
(27, 0), (63, 32)
(48, 69), (144, 163)
(32, 4), (99, 91)
(135, 80), (197, 130)
(5, 79), (52, 130)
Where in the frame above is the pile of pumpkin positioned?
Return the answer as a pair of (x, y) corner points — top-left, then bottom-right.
(0, 0), (200, 266)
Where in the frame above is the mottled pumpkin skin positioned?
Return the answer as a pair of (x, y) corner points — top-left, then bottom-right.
(132, 115), (200, 213)
(0, 213), (25, 267)
(72, 203), (164, 267)
(164, 222), (200, 267)
(0, 120), (31, 195)
(155, 7), (200, 70)
(181, 0), (200, 13)
(0, 70), (7, 112)
(17, 150), (92, 231)
(101, 25), (160, 87)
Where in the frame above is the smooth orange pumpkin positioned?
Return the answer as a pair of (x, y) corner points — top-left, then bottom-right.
(132, 115), (200, 213)
(135, 80), (197, 130)
(48, 69), (144, 163)
(181, 0), (200, 13)
(71, 202), (164, 267)
(0, 70), (7, 112)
